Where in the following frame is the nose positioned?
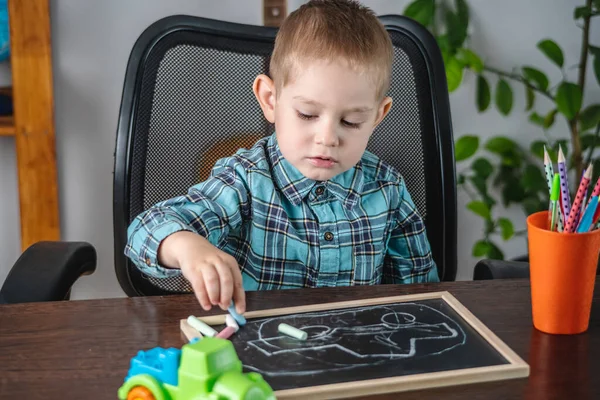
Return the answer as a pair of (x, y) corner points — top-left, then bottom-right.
(315, 122), (339, 147)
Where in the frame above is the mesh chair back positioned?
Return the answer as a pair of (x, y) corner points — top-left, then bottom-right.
(114, 15), (456, 296)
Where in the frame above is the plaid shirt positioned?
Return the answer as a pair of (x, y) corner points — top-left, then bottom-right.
(125, 133), (439, 289)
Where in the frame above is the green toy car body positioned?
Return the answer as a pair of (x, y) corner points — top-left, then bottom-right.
(118, 337), (275, 400)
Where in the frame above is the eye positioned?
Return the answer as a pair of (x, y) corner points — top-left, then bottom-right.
(341, 120), (361, 129)
(296, 111), (316, 120)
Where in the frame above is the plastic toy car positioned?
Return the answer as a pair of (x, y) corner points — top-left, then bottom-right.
(118, 337), (275, 400)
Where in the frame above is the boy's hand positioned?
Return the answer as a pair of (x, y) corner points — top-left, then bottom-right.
(158, 231), (246, 313)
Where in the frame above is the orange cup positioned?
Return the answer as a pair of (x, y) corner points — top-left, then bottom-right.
(528, 211), (600, 334)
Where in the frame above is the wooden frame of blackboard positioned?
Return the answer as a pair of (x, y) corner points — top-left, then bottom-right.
(180, 291), (529, 399)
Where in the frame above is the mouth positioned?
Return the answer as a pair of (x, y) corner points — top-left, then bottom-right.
(307, 156), (338, 168)
(310, 156), (337, 162)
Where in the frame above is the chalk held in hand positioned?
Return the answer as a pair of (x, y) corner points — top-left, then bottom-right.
(278, 323), (308, 340)
(187, 315), (218, 337)
(225, 314), (240, 332)
(228, 301), (246, 326)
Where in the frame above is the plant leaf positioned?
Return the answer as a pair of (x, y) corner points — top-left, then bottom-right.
(529, 112), (545, 126)
(404, 0), (435, 27)
(530, 140), (547, 160)
(497, 217), (514, 240)
(525, 86), (535, 111)
(521, 164), (547, 193)
(469, 176), (495, 207)
(485, 136), (517, 154)
(472, 158), (494, 179)
(445, 56), (464, 92)
(581, 134), (600, 150)
(523, 196), (546, 215)
(495, 79), (513, 115)
(455, 135), (479, 161)
(555, 82), (583, 120)
(446, 9), (468, 49)
(473, 240), (492, 257)
(502, 181), (526, 205)
(574, 6), (592, 19)
(522, 66), (549, 91)
(467, 201), (491, 220)
(456, 48), (483, 73)
(544, 109), (558, 129)
(456, 0), (469, 26)
(537, 39), (564, 68)
(580, 104), (600, 131)
(476, 75), (491, 112)
(487, 241), (505, 260)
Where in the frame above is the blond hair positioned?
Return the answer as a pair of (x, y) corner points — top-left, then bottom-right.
(269, 0), (393, 100)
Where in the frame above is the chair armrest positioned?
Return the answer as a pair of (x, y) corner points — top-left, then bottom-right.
(473, 259), (530, 280)
(0, 241), (97, 304)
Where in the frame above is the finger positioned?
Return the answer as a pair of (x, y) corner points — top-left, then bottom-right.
(214, 262), (234, 310)
(229, 259), (246, 314)
(201, 264), (221, 306)
(189, 272), (211, 311)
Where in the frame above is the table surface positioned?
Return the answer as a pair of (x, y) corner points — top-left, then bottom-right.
(1, 278), (598, 400)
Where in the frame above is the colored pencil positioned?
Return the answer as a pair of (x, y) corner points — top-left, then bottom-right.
(557, 146), (571, 221)
(549, 173), (560, 231)
(544, 147), (564, 232)
(576, 196), (598, 233)
(591, 176), (600, 224)
(564, 164), (593, 233)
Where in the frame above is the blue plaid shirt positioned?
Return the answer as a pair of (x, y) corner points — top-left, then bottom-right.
(125, 134), (439, 289)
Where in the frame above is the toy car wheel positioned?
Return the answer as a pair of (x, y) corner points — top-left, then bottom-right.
(126, 386), (156, 400)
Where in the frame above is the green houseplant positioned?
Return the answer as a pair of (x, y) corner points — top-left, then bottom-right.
(404, 0), (600, 259)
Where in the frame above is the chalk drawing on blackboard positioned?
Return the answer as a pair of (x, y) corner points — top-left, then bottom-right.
(180, 292), (530, 399)
(239, 303), (467, 376)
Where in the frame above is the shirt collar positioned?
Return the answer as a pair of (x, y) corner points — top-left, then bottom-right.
(267, 133), (364, 210)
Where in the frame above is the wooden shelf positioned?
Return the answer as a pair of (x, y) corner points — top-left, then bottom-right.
(0, 115), (15, 136)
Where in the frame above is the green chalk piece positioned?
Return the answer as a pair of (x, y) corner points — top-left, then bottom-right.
(278, 323), (307, 340)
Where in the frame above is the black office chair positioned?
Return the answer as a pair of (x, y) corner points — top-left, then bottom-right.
(113, 14), (458, 297)
(0, 241), (96, 303)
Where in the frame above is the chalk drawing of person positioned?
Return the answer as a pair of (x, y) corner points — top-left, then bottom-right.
(235, 303), (467, 376)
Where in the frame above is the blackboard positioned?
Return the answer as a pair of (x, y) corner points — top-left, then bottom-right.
(182, 292), (529, 399)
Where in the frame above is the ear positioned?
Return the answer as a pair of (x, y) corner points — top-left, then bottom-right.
(253, 74), (277, 123)
(373, 96), (393, 127)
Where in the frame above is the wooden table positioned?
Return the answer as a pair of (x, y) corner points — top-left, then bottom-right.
(1, 279), (598, 399)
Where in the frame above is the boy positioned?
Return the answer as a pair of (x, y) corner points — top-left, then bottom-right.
(125, 0), (439, 315)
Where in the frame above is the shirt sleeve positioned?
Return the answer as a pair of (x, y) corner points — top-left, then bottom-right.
(124, 159), (251, 278)
(383, 179), (439, 283)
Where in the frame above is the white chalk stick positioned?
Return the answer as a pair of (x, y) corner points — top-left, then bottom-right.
(187, 315), (218, 337)
(225, 314), (240, 332)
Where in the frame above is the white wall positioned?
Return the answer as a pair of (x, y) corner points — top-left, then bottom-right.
(0, 0), (597, 298)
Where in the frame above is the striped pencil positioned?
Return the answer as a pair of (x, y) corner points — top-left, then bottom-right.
(564, 165), (593, 233)
(557, 146), (571, 222)
(543, 147), (564, 231)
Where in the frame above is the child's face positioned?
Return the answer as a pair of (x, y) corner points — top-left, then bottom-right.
(254, 60), (392, 181)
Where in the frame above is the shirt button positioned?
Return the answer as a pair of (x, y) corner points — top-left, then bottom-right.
(324, 232), (334, 241)
(315, 186), (325, 195)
